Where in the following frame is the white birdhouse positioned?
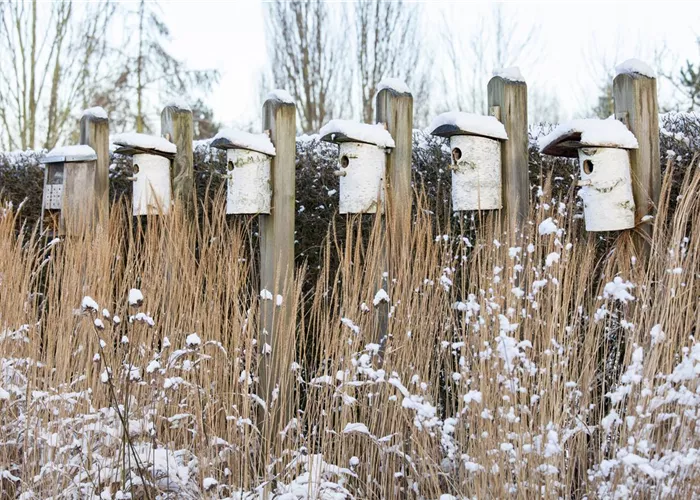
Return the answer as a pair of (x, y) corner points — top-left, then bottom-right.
(429, 111), (508, 211)
(211, 129), (276, 214)
(112, 133), (177, 216)
(40, 144), (97, 235)
(319, 119), (395, 214)
(539, 118), (639, 232)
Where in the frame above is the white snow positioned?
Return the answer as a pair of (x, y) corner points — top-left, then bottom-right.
(267, 89), (295, 104)
(603, 277), (635, 303)
(538, 117), (639, 152)
(203, 477), (218, 490)
(538, 217), (559, 235)
(320, 119), (395, 148)
(650, 324), (666, 346)
(165, 98), (191, 111)
(493, 66), (526, 82)
(260, 289), (273, 300)
(615, 58), (656, 78)
(377, 78), (411, 94)
(111, 133), (177, 154)
(373, 289), (390, 306)
(213, 128), (276, 156)
(186, 333), (201, 347)
(81, 106), (108, 120)
(429, 111), (508, 140)
(81, 296), (99, 311)
(44, 144), (97, 160)
(128, 288), (144, 306)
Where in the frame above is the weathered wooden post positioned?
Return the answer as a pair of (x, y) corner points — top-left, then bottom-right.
(40, 145), (98, 236)
(79, 107), (110, 225)
(161, 101), (194, 212)
(613, 59), (661, 254)
(374, 79), (413, 347)
(487, 69), (529, 235)
(259, 90), (296, 433)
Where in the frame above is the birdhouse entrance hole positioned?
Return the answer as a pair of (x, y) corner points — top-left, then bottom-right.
(452, 147), (462, 163)
(583, 159), (594, 175)
(340, 155), (350, 168)
(133, 164), (140, 174)
(227, 160), (234, 171)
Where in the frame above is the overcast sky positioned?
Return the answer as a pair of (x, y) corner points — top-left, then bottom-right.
(161, 0), (700, 129)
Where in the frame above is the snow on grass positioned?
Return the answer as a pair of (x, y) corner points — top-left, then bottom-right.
(186, 333), (201, 347)
(128, 288), (143, 306)
(372, 288), (390, 306)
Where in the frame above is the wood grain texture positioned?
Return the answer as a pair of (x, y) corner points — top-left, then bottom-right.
(259, 95), (296, 435)
(613, 73), (661, 232)
(161, 104), (194, 212)
(62, 161), (97, 236)
(79, 114), (109, 225)
(487, 77), (529, 235)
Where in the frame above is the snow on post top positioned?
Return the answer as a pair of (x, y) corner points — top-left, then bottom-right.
(377, 78), (411, 95)
(164, 98), (192, 111)
(319, 119), (395, 148)
(42, 144), (97, 163)
(111, 133), (177, 155)
(81, 106), (108, 120)
(615, 58), (656, 79)
(211, 128), (276, 156)
(266, 89), (295, 104)
(492, 66), (526, 83)
(538, 117), (639, 158)
(429, 111), (508, 140)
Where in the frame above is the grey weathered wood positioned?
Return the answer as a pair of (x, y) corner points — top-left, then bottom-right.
(79, 112), (110, 224)
(375, 86), (413, 347)
(161, 103), (194, 212)
(259, 94), (296, 432)
(62, 161), (97, 236)
(613, 72), (660, 249)
(487, 76), (529, 235)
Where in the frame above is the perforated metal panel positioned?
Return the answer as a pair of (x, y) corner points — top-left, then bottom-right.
(44, 164), (65, 210)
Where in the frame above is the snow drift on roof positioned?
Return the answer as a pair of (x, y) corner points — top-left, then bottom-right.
(212, 128), (276, 156)
(319, 119), (395, 148)
(538, 117), (639, 152)
(492, 67), (526, 83)
(111, 133), (177, 154)
(43, 144), (97, 163)
(429, 111), (508, 140)
(615, 58), (656, 79)
(377, 78), (411, 94)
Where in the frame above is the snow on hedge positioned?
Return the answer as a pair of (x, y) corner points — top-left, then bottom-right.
(538, 117), (639, 152)
(493, 66), (526, 82)
(111, 132), (177, 154)
(429, 111), (508, 140)
(377, 77), (411, 94)
(212, 128), (276, 156)
(320, 119), (395, 148)
(615, 58), (656, 78)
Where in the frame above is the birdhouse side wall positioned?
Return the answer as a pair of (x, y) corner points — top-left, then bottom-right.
(450, 135), (502, 211)
(338, 142), (386, 214)
(577, 148), (635, 231)
(226, 149), (271, 214)
(132, 153), (172, 216)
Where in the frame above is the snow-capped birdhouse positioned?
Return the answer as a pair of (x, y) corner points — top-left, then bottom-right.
(41, 144), (98, 235)
(210, 129), (276, 214)
(112, 133), (177, 216)
(539, 118), (639, 232)
(319, 119), (395, 214)
(430, 112), (508, 211)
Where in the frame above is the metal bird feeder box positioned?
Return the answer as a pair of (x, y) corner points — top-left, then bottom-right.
(430, 112), (508, 211)
(539, 119), (638, 232)
(40, 145), (98, 235)
(112, 134), (176, 216)
(320, 120), (395, 214)
(210, 129), (276, 214)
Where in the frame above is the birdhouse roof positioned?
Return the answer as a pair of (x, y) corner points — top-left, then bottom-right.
(319, 120), (395, 148)
(538, 118), (639, 158)
(429, 111), (508, 140)
(111, 133), (177, 158)
(210, 128), (276, 156)
(42, 144), (97, 164)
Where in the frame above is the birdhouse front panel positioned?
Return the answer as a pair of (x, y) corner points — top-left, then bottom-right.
(226, 149), (271, 214)
(577, 147), (635, 231)
(132, 153), (172, 216)
(338, 142), (386, 214)
(450, 135), (502, 211)
(44, 163), (65, 210)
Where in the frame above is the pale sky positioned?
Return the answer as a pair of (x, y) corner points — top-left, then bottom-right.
(160, 0), (700, 129)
